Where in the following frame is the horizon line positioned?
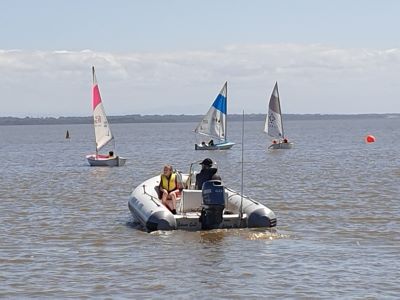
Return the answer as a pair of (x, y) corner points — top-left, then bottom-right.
(2, 112), (400, 119)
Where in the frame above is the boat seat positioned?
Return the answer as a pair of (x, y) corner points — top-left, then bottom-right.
(178, 189), (230, 213)
(179, 189), (203, 213)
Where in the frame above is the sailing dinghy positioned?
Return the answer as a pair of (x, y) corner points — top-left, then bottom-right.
(265, 82), (293, 149)
(194, 82), (235, 150)
(86, 67), (127, 167)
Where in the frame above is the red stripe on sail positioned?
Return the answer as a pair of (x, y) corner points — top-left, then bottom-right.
(92, 84), (102, 109)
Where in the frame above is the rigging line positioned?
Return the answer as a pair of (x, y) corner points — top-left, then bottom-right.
(239, 110), (244, 225)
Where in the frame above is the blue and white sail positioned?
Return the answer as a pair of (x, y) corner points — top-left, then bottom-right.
(265, 82), (284, 139)
(194, 82), (228, 141)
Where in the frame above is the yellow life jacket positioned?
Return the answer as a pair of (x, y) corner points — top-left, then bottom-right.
(160, 173), (177, 192)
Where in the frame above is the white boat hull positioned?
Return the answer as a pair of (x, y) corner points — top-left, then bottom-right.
(128, 175), (276, 232)
(86, 154), (127, 167)
(195, 141), (235, 150)
(268, 142), (294, 150)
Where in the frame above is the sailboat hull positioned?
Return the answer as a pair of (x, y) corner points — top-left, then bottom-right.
(268, 142), (294, 150)
(86, 154), (127, 167)
(195, 141), (235, 150)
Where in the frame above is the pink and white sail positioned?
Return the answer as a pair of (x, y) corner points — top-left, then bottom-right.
(92, 66), (113, 151)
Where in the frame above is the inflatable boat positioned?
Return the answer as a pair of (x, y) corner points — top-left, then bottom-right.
(128, 161), (277, 232)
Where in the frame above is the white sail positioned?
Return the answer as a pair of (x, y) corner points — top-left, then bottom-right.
(265, 82), (284, 139)
(194, 82), (227, 141)
(92, 67), (113, 151)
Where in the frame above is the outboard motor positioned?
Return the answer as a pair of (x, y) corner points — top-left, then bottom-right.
(199, 180), (225, 230)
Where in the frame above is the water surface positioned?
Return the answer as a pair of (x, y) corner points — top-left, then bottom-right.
(1, 118), (399, 298)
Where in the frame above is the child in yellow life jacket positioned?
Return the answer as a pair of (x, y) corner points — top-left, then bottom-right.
(159, 164), (181, 214)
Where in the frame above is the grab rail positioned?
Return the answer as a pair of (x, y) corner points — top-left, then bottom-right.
(224, 187), (260, 205)
(142, 184), (161, 207)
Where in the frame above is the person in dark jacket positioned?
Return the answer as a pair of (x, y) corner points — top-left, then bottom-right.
(195, 158), (221, 190)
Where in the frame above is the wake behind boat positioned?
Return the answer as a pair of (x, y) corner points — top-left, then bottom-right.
(265, 82), (293, 149)
(86, 67), (127, 167)
(128, 160), (276, 231)
(194, 82), (235, 150)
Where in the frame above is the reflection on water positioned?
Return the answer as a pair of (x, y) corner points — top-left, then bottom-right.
(244, 229), (289, 241)
(1, 119), (400, 298)
(198, 228), (288, 243)
(199, 229), (228, 244)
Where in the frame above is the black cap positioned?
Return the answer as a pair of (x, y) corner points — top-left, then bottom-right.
(199, 158), (213, 166)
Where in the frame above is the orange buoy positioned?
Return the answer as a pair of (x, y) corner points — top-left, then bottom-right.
(364, 135), (376, 143)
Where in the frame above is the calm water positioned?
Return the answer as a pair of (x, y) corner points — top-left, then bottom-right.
(1, 117), (400, 299)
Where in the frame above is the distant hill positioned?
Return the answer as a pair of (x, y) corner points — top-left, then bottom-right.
(0, 113), (399, 126)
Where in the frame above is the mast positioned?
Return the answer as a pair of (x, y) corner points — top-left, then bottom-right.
(92, 66), (97, 155)
(224, 81), (228, 142)
(239, 110), (244, 224)
(275, 82), (285, 139)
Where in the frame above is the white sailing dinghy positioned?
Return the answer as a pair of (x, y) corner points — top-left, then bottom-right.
(265, 82), (293, 149)
(86, 67), (127, 167)
(194, 82), (235, 150)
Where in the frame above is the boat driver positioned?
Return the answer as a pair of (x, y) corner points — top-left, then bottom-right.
(195, 158), (221, 190)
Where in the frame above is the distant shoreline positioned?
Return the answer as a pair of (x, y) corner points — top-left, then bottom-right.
(0, 113), (399, 126)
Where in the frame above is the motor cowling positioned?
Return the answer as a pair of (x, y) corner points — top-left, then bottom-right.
(200, 180), (225, 230)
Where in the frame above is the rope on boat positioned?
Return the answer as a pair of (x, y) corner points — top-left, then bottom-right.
(224, 187), (260, 205)
(142, 184), (161, 207)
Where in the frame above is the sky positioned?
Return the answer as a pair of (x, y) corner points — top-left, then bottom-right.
(0, 0), (400, 117)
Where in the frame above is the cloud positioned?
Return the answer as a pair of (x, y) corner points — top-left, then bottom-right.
(0, 44), (399, 116)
